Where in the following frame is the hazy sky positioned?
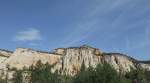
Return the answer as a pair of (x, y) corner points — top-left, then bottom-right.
(0, 0), (150, 60)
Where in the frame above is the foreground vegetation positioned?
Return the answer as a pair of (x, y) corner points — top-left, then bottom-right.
(1, 61), (150, 83)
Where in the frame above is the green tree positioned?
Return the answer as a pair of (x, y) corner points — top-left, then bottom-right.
(30, 60), (61, 83)
(125, 68), (150, 83)
(73, 62), (92, 83)
(0, 78), (6, 83)
(73, 63), (129, 83)
(12, 70), (22, 83)
(144, 70), (150, 82)
(95, 63), (121, 83)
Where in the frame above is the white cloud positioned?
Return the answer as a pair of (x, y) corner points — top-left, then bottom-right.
(14, 28), (42, 42)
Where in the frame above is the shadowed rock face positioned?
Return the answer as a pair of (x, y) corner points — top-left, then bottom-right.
(0, 45), (149, 78)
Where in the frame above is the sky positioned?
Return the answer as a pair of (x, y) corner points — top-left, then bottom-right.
(0, 0), (150, 60)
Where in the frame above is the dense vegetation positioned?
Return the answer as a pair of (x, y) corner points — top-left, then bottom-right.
(1, 61), (150, 83)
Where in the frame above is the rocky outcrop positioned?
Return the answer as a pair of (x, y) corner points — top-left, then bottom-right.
(0, 49), (12, 63)
(137, 61), (150, 71)
(0, 45), (149, 78)
(102, 53), (137, 73)
(0, 49), (13, 80)
(61, 45), (102, 75)
(0, 49), (12, 57)
(4, 48), (62, 69)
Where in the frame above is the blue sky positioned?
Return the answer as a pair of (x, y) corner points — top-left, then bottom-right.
(0, 0), (150, 60)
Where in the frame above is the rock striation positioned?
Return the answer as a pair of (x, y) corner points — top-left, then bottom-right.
(0, 45), (149, 79)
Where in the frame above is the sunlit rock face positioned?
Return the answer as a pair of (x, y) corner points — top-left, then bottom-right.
(138, 63), (150, 70)
(53, 48), (65, 55)
(103, 53), (137, 73)
(0, 49), (13, 80)
(2, 45), (103, 75)
(4, 48), (62, 69)
(0, 49), (12, 57)
(0, 49), (12, 63)
(0, 45), (149, 78)
(62, 45), (102, 75)
(137, 61), (150, 71)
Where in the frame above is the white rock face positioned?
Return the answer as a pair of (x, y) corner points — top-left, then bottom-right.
(0, 49), (12, 57)
(0, 49), (12, 63)
(0, 50), (13, 80)
(138, 63), (150, 70)
(103, 54), (136, 73)
(53, 48), (65, 55)
(62, 46), (102, 75)
(0, 45), (149, 78)
(4, 48), (62, 69)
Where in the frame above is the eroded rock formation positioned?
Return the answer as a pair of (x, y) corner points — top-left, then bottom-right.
(0, 45), (149, 79)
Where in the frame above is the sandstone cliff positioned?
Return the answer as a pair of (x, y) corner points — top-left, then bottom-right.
(0, 45), (149, 78)
(0, 49), (12, 63)
(4, 48), (62, 69)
